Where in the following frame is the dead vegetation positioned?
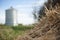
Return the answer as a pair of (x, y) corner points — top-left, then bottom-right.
(16, 0), (60, 40)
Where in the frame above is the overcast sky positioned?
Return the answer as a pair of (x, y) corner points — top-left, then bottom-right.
(0, 0), (47, 25)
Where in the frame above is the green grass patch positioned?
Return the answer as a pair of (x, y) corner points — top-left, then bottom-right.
(0, 25), (34, 40)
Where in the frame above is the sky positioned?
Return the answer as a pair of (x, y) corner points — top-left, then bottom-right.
(0, 0), (47, 25)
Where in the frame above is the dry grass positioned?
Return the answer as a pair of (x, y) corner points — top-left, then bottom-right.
(0, 25), (33, 40)
(16, 0), (60, 40)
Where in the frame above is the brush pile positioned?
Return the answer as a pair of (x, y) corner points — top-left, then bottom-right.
(16, 0), (60, 40)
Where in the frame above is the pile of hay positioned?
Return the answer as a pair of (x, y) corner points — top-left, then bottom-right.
(16, 0), (60, 40)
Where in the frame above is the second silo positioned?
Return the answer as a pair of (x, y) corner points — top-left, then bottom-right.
(5, 7), (18, 26)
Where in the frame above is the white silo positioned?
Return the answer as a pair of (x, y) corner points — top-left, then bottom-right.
(5, 7), (18, 26)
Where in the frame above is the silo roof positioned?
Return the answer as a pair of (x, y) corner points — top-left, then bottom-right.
(6, 6), (17, 11)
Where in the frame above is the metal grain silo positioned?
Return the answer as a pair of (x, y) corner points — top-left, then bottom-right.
(5, 7), (18, 26)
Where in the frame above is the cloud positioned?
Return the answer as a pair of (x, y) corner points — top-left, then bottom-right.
(34, 0), (47, 7)
(14, 4), (34, 25)
(17, 13), (34, 25)
(0, 8), (5, 24)
(16, 4), (33, 8)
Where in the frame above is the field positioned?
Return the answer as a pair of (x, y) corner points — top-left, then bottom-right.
(0, 24), (34, 40)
